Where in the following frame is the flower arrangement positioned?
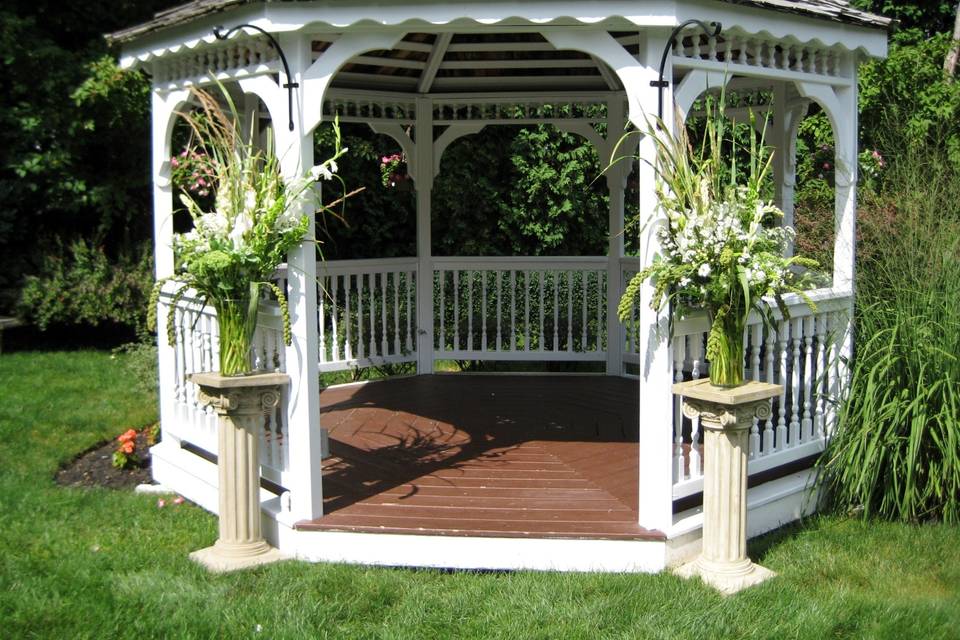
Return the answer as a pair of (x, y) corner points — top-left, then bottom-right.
(112, 428), (140, 469)
(149, 87), (348, 375)
(619, 99), (817, 387)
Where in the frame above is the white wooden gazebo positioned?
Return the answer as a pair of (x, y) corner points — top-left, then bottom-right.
(109, 0), (889, 572)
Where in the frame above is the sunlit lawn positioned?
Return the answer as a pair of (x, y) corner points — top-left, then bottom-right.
(1, 351), (958, 639)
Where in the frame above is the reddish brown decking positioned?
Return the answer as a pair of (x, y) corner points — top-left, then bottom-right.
(297, 375), (664, 541)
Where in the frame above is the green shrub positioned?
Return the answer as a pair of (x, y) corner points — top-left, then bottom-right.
(17, 238), (154, 332)
(819, 146), (960, 523)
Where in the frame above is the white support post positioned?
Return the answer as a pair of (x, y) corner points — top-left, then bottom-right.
(415, 97), (435, 374)
(276, 33), (324, 521)
(634, 31), (675, 535)
(605, 98), (627, 376)
(772, 82), (808, 258)
(151, 88), (188, 450)
(833, 59), (859, 404)
(771, 82), (795, 254)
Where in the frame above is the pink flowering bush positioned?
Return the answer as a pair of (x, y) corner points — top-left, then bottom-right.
(379, 153), (408, 188)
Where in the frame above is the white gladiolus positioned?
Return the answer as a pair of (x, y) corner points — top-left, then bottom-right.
(698, 263), (712, 278)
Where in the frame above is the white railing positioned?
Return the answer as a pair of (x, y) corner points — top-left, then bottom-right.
(317, 257), (419, 372)
(670, 288), (850, 499)
(158, 285), (291, 486)
(432, 257), (609, 362)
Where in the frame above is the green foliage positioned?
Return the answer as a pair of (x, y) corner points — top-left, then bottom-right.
(0, 1), (175, 316)
(17, 238), (154, 332)
(820, 145), (960, 524)
(851, 1), (957, 43)
(317, 123), (610, 260)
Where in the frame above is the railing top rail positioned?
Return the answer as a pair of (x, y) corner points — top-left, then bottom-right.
(432, 255), (608, 269)
(318, 257), (418, 273)
(672, 287), (853, 335)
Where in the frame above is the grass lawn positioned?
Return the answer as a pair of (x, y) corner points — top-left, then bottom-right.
(1, 351), (958, 639)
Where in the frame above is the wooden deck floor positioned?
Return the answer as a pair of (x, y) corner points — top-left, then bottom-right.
(297, 375), (664, 541)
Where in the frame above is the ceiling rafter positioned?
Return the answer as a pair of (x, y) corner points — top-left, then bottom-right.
(418, 32), (453, 93)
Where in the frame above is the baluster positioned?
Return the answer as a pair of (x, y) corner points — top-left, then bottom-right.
(496, 271), (503, 351)
(789, 317), (802, 446)
(392, 272), (400, 355)
(368, 273), (376, 358)
(481, 271), (488, 351)
(318, 277), (326, 363)
(776, 320), (789, 451)
(814, 314), (828, 438)
(708, 34), (717, 61)
(467, 270), (474, 351)
(453, 270), (460, 351)
(439, 269), (445, 353)
(539, 271), (545, 352)
(801, 316), (815, 441)
(406, 271), (414, 353)
(524, 270), (531, 351)
(766, 41), (776, 68)
(553, 272), (560, 351)
(581, 272), (588, 351)
(596, 272), (604, 352)
(380, 271), (388, 356)
(764, 324), (776, 454)
(344, 274), (352, 360)
(688, 336), (703, 478)
(566, 270), (574, 352)
(355, 273), (364, 359)
(173, 305), (186, 404)
(738, 36), (747, 65)
(826, 312), (841, 433)
(750, 324), (763, 458)
(724, 36), (733, 63)
(673, 336), (686, 483)
(330, 275), (340, 362)
(673, 33), (684, 57)
(509, 270), (516, 351)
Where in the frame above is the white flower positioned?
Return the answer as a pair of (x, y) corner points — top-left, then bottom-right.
(310, 163), (333, 181)
(229, 211), (253, 249)
(243, 187), (257, 216)
(697, 263), (712, 278)
(329, 159), (339, 175)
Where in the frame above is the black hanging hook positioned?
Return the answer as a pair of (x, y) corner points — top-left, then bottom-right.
(213, 24), (298, 131)
(651, 20), (722, 120)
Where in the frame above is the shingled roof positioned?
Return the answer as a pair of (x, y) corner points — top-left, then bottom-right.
(106, 0), (892, 47)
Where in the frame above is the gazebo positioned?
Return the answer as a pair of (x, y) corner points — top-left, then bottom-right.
(109, 0), (889, 572)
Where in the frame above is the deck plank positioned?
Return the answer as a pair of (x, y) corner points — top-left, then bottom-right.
(301, 375), (655, 540)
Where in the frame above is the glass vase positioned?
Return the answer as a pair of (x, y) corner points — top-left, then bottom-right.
(708, 310), (747, 388)
(212, 283), (261, 376)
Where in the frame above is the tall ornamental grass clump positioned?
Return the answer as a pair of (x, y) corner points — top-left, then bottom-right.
(820, 146), (960, 523)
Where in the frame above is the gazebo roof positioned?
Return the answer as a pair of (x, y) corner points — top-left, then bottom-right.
(107, 0), (891, 48)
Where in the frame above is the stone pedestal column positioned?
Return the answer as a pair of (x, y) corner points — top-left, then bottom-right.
(672, 378), (782, 594)
(188, 371), (289, 572)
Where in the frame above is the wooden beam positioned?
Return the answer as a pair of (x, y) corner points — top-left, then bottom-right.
(418, 32), (452, 93)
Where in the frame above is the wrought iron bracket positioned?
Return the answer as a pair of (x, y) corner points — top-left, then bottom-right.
(651, 20), (722, 120)
(213, 24), (299, 131)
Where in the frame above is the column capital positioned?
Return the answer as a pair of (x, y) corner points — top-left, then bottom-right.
(190, 372), (288, 417)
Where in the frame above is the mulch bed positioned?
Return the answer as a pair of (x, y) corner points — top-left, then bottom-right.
(55, 430), (154, 490)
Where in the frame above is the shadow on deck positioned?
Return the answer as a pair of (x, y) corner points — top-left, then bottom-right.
(297, 375), (664, 541)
